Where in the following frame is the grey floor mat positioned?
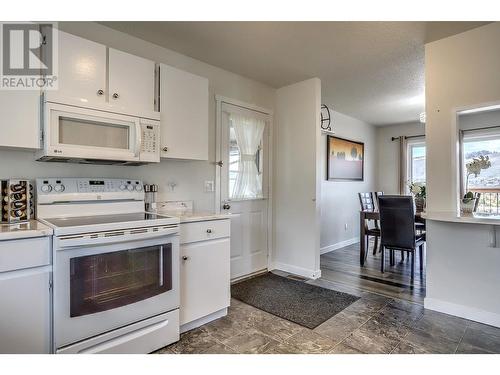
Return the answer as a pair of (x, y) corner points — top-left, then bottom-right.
(231, 273), (360, 329)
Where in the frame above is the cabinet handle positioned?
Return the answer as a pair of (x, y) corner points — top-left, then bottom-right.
(182, 256), (189, 261)
(206, 229), (213, 234)
(162, 147), (168, 152)
(97, 89), (104, 96)
(112, 93), (119, 99)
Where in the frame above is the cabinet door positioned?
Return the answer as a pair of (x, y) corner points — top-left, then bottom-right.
(57, 30), (107, 105)
(0, 91), (40, 149)
(160, 64), (209, 160)
(180, 238), (230, 325)
(0, 267), (51, 353)
(108, 48), (156, 114)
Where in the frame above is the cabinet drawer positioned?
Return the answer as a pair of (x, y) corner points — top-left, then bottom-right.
(0, 237), (51, 273)
(180, 219), (230, 244)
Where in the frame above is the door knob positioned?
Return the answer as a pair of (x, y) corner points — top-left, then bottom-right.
(222, 203), (231, 210)
(206, 229), (213, 234)
(112, 93), (119, 99)
(97, 89), (104, 96)
(162, 147), (168, 152)
(182, 256), (189, 261)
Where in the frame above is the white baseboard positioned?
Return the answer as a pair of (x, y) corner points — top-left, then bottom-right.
(424, 297), (500, 328)
(320, 237), (359, 255)
(270, 261), (321, 279)
(180, 308), (228, 333)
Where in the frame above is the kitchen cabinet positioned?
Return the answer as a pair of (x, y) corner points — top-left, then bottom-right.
(56, 31), (156, 115)
(57, 30), (107, 106)
(0, 91), (40, 149)
(179, 219), (230, 327)
(0, 236), (52, 354)
(160, 64), (209, 160)
(108, 48), (156, 114)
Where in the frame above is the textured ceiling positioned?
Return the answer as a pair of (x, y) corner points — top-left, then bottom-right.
(101, 21), (489, 125)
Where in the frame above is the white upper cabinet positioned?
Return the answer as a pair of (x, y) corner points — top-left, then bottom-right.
(56, 32), (156, 115)
(0, 91), (40, 149)
(108, 48), (156, 114)
(160, 64), (209, 160)
(57, 30), (107, 105)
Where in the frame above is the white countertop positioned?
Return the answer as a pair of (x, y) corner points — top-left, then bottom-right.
(0, 220), (53, 241)
(158, 209), (231, 224)
(422, 211), (500, 226)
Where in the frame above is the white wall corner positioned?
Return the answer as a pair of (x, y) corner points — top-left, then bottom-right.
(320, 237), (359, 255)
(424, 297), (500, 328)
(271, 261), (322, 280)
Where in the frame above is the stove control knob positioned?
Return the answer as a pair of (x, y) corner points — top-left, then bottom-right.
(126, 185), (134, 191)
(135, 184), (143, 191)
(119, 184), (126, 190)
(54, 184), (65, 193)
(41, 184), (52, 193)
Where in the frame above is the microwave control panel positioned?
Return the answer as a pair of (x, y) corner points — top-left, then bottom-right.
(140, 121), (160, 162)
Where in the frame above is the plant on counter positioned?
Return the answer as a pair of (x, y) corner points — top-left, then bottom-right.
(408, 181), (426, 198)
(463, 155), (491, 203)
(408, 181), (426, 213)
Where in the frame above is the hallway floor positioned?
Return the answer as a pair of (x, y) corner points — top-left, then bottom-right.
(157, 268), (500, 354)
(318, 241), (425, 304)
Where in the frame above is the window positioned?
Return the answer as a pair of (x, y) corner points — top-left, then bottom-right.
(461, 128), (500, 214)
(227, 113), (265, 200)
(407, 140), (426, 185)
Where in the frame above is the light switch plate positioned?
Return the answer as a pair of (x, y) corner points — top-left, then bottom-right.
(204, 180), (214, 192)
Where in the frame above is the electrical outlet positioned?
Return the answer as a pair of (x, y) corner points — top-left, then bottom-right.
(344, 223), (348, 231)
(204, 180), (214, 192)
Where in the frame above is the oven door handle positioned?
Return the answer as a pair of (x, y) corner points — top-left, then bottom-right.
(57, 228), (179, 249)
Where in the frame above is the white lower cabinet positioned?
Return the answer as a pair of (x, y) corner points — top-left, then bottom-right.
(180, 219), (230, 327)
(0, 237), (52, 354)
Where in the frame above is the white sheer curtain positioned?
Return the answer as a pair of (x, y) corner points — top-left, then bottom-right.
(230, 113), (265, 200)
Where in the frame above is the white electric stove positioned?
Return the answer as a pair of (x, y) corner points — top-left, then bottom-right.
(37, 178), (180, 354)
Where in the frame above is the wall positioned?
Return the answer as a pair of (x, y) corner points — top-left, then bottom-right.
(425, 22), (500, 326)
(426, 22), (500, 213)
(459, 108), (500, 131)
(376, 122), (424, 194)
(273, 78), (322, 278)
(319, 111), (376, 253)
(0, 22), (276, 212)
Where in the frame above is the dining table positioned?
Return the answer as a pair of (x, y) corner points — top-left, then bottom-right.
(359, 210), (425, 266)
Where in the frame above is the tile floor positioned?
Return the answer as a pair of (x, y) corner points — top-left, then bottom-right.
(156, 287), (500, 354)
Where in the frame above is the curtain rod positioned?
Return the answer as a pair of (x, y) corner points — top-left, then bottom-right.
(391, 135), (425, 141)
(460, 125), (500, 133)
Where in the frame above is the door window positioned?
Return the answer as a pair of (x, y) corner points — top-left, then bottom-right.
(70, 244), (172, 317)
(228, 113), (265, 200)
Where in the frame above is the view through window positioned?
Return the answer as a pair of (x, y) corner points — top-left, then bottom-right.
(463, 133), (500, 214)
(408, 141), (426, 185)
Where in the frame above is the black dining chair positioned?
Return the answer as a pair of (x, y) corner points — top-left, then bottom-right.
(373, 191), (384, 211)
(358, 192), (380, 255)
(378, 195), (425, 283)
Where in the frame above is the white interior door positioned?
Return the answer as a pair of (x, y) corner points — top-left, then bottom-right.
(219, 102), (271, 280)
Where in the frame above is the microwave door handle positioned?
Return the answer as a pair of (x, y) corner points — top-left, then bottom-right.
(135, 122), (142, 157)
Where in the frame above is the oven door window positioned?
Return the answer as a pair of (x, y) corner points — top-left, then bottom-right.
(70, 244), (172, 317)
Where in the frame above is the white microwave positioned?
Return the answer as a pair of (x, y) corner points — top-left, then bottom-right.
(36, 101), (160, 165)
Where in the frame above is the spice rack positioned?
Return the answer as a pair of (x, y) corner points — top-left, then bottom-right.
(1, 179), (35, 224)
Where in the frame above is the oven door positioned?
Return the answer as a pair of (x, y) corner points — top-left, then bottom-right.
(46, 103), (141, 162)
(54, 233), (179, 349)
